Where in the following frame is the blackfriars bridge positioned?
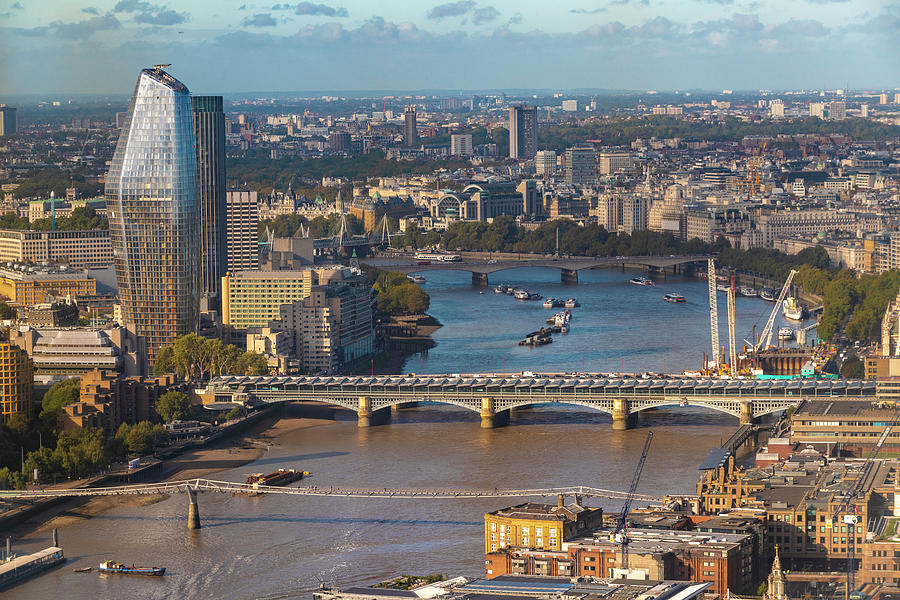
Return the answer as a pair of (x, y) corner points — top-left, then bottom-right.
(365, 255), (709, 285)
(200, 374), (874, 429)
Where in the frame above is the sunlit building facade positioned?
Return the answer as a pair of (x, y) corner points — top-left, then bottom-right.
(105, 67), (200, 364)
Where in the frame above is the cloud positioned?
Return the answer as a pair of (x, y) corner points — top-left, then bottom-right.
(806, 0), (849, 3)
(507, 12), (523, 25)
(114, 0), (189, 26)
(81, 6), (100, 14)
(571, 7), (607, 13)
(271, 2), (348, 17)
(609, 0), (650, 5)
(427, 1), (476, 19)
(52, 14), (122, 39)
(242, 12), (278, 27)
(472, 6), (499, 23)
(9, 1), (23, 9)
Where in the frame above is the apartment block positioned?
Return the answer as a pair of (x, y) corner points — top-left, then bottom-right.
(225, 190), (259, 271)
(0, 229), (113, 268)
(222, 269), (316, 330)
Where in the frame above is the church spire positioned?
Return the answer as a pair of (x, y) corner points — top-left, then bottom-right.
(766, 546), (786, 600)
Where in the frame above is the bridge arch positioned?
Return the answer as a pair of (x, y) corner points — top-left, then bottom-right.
(500, 399), (614, 416)
(629, 400), (741, 419)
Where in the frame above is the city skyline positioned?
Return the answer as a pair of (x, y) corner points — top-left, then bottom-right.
(0, 0), (897, 95)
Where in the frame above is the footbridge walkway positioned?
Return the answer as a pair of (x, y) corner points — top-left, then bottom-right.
(365, 255), (709, 284)
(199, 374), (875, 429)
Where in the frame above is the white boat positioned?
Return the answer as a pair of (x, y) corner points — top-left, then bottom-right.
(553, 311), (571, 326)
(494, 284), (508, 294)
(716, 284), (730, 293)
(565, 298), (579, 308)
(739, 286), (758, 297)
(630, 276), (654, 286)
(407, 275), (426, 284)
(778, 327), (794, 340)
(664, 292), (686, 303)
(759, 288), (776, 302)
(783, 296), (803, 321)
(543, 297), (564, 308)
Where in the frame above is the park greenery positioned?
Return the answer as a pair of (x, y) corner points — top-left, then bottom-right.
(155, 391), (192, 423)
(258, 212), (364, 240)
(38, 377), (81, 428)
(2, 167), (105, 200)
(364, 267), (430, 315)
(154, 334), (270, 379)
(116, 421), (170, 455)
(0, 206), (108, 231)
(24, 428), (114, 481)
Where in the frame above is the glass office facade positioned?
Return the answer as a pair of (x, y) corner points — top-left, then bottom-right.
(106, 68), (199, 364)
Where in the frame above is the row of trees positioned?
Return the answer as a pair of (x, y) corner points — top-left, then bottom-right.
(154, 334), (269, 379)
(258, 212), (364, 240)
(0, 206), (108, 231)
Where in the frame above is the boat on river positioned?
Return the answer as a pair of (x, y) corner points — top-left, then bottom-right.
(783, 296), (803, 321)
(246, 468), (308, 487)
(565, 298), (579, 308)
(98, 561), (165, 576)
(778, 327), (794, 340)
(664, 292), (686, 303)
(494, 284), (508, 294)
(716, 284), (730, 293)
(759, 288), (776, 302)
(739, 286), (758, 297)
(543, 297), (564, 308)
(406, 275), (426, 284)
(630, 276), (654, 286)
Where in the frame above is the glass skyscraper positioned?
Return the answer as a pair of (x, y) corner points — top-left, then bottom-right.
(106, 67), (200, 365)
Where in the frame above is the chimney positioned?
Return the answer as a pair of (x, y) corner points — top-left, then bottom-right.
(558, 494), (565, 508)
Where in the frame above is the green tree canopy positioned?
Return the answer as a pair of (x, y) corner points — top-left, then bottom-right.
(116, 422), (170, 455)
(155, 391), (192, 423)
(39, 378), (81, 428)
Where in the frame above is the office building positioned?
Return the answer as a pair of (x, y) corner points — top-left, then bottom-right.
(450, 134), (473, 156)
(595, 194), (648, 234)
(828, 101), (846, 120)
(225, 190), (259, 271)
(0, 265), (96, 305)
(598, 151), (633, 175)
(222, 269), (316, 330)
(509, 104), (538, 160)
(10, 326), (146, 377)
(106, 66), (200, 363)
(0, 229), (112, 268)
(861, 104), (869, 118)
(0, 106), (16, 136)
(460, 181), (539, 222)
(561, 99), (578, 112)
(895, 93), (900, 105)
(534, 150), (556, 177)
(22, 301), (79, 327)
(191, 96), (227, 308)
(403, 106), (418, 146)
(809, 102), (826, 118)
(880, 93), (889, 105)
(484, 498), (604, 554)
(564, 146), (596, 186)
(0, 337), (32, 426)
(327, 131), (351, 152)
(770, 99), (785, 117)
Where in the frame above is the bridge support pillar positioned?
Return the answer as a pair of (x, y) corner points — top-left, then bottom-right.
(739, 400), (753, 426)
(481, 397), (505, 428)
(472, 272), (489, 287)
(612, 398), (630, 430)
(358, 396), (372, 428)
(561, 269), (578, 285)
(187, 487), (201, 530)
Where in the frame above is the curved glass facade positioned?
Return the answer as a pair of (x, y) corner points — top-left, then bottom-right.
(105, 68), (199, 364)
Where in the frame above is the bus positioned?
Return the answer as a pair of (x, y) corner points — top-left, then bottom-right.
(414, 252), (461, 262)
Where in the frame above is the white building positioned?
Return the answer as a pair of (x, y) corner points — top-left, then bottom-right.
(561, 100), (579, 112)
(598, 151), (633, 175)
(534, 150), (557, 177)
(450, 134), (473, 156)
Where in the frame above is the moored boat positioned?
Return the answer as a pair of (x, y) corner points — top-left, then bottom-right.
(739, 286), (758, 297)
(783, 296), (803, 321)
(716, 284), (730, 293)
(759, 288), (776, 302)
(98, 561), (165, 576)
(494, 284), (508, 294)
(246, 468), (308, 487)
(664, 292), (686, 303)
(565, 298), (579, 308)
(543, 297), (564, 308)
(406, 274), (426, 284)
(630, 276), (654, 286)
(778, 327), (794, 340)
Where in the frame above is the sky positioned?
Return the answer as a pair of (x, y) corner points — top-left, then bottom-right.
(0, 0), (898, 96)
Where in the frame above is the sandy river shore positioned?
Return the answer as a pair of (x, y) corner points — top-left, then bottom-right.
(12, 405), (335, 539)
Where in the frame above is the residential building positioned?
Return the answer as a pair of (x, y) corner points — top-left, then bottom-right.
(22, 301), (79, 327)
(879, 93), (889, 105)
(564, 146), (596, 187)
(58, 369), (188, 433)
(561, 99), (578, 112)
(649, 185), (686, 238)
(0, 106), (16, 136)
(0, 337), (32, 426)
(770, 100), (785, 117)
(0, 229), (112, 268)
(450, 134), (473, 156)
(595, 194), (648, 234)
(809, 102), (826, 118)
(403, 106), (417, 147)
(192, 96), (227, 309)
(222, 269), (316, 330)
(598, 151), (633, 175)
(484, 497), (604, 554)
(509, 104), (538, 160)
(828, 101), (846, 120)
(106, 66), (200, 363)
(225, 190), (259, 271)
(0, 266), (96, 305)
(534, 150), (557, 177)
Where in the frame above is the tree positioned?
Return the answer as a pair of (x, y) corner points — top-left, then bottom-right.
(841, 356), (865, 379)
(116, 422), (170, 455)
(54, 428), (108, 478)
(39, 378), (81, 428)
(24, 446), (59, 482)
(0, 302), (15, 320)
(154, 346), (176, 376)
(155, 391), (192, 423)
(0, 467), (24, 490)
(224, 406), (244, 421)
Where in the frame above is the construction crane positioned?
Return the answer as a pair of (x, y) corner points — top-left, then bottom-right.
(614, 431), (654, 571)
(755, 269), (799, 352)
(832, 403), (900, 600)
(708, 259), (720, 369)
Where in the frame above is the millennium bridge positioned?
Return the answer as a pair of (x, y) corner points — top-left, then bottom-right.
(365, 255), (709, 285)
(200, 374), (874, 429)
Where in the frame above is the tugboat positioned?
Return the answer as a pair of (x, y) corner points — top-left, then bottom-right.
(783, 296), (803, 321)
(664, 292), (686, 303)
(98, 561), (165, 576)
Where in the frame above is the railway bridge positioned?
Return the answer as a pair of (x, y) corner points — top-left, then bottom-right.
(365, 255), (709, 285)
(199, 374), (874, 429)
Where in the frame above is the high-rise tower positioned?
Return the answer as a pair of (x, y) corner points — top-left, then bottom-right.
(106, 66), (200, 365)
(404, 106), (418, 147)
(509, 104), (537, 160)
(191, 95), (227, 310)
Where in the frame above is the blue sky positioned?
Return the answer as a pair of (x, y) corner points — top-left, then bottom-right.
(0, 0), (897, 95)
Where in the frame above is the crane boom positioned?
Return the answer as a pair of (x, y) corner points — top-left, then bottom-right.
(616, 431), (654, 571)
(708, 259), (720, 368)
(756, 269), (799, 352)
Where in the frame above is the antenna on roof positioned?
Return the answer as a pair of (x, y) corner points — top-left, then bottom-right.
(153, 64), (171, 70)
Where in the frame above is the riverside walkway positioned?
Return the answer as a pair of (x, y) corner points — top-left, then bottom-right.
(199, 374), (874, 429)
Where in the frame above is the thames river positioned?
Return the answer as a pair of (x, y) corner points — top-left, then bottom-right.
(11, 267), (798, 599)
